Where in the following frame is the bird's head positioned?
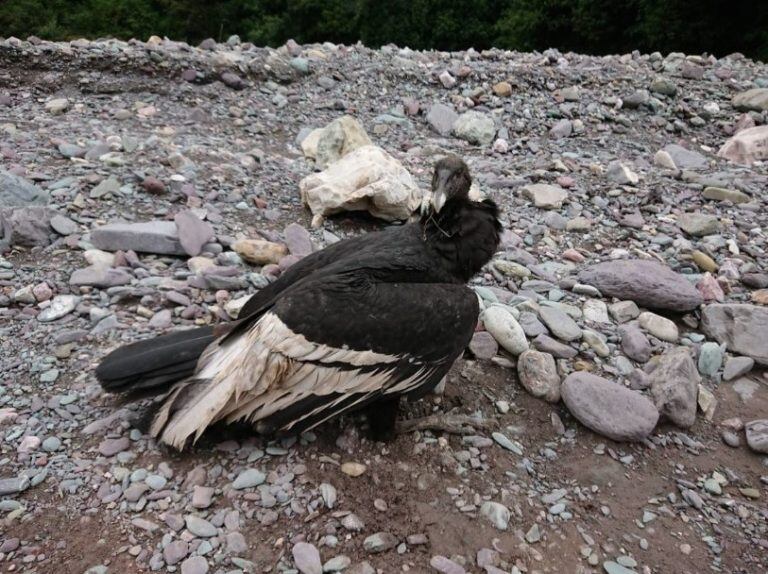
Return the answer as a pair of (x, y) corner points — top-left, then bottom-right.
(422, 155), (472, 215)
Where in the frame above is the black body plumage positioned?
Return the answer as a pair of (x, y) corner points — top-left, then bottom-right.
(95, 156), (501, 448)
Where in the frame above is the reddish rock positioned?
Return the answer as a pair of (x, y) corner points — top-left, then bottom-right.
(141, 176), (166, 194)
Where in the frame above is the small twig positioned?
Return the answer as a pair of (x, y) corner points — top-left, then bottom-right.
(395, 414), (493, 435)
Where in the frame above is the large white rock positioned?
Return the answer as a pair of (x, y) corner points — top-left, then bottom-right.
(453, 111), (496, 145)
(521, 184), (568, 209)
(300, 116), (373, 169)
(717, 125), (768, 166)
(299, 145), (422, 226)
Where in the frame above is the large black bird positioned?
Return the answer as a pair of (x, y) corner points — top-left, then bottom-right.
(96, 156), (501, 449)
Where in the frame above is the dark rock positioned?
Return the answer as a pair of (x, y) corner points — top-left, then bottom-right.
(743, 273), (768, 289)
(141, 176), (166, 195)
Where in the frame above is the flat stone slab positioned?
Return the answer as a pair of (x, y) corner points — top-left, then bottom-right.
(90, 221), (186, 255)
(701, 304), (768, 365)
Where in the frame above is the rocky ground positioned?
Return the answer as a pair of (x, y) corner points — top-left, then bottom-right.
(1, 34), (768, 574)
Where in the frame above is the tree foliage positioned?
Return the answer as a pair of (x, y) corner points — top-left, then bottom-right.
(0, 0), (765, 61)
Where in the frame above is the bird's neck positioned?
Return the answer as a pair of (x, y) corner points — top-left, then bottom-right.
(420, 198), (501, 282)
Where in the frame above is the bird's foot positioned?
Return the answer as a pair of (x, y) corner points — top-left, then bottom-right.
(365, 399), (401, 442)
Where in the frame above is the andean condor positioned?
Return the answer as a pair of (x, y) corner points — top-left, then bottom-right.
(95, 155), (501, 449)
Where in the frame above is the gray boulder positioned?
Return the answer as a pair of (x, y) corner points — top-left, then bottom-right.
(647, 347), (700, 428)
(426, 103), (459, 136)
(662, 144), (708, 170)
(91, 221), (186, 255)
(701, 304), (768, 365)
(0, 170), (49, 207)
(1, 206), (54, 249)
(453, 111), (495, 145)
(578, 259), (702, 312)
(561, 372), (659, 442)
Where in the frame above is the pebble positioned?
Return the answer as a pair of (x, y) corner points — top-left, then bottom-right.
(745, 420), (768, 454)
(164, 540), (189, 565)
(293, 542), (323, 574)
(539, 306), (582, 342)
(363, 532), (398, 553)
(525, 524), (541, 543)
(180, 556), (209, 574)
(603, 561), (637, 574)
(41, 436), (61, 452)
(517, 350), (560, 402)
(37, 294), (79, 322)
(323, 555), (351, 572)
(340, 462), (367, 477)
(98, 437), (130, 457)
(429, 555), (467, 574)
(638, 311), (679, 342)
(480, 501), (510, 530)
(184, 515), (217, 537)
(231, 468), (266, 489)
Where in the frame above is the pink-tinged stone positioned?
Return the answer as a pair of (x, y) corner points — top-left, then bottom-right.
(556, 175), (575, 188)
(18, 435), (41, 453)
(284, 223), (313, 256)
(141, 176), (166, 194)
(174, 211), (214, 257)
(579, 259), (702, 312)
(33, 282), (53, 301)
(292, 542), (322, 574)
(562, 248), (585, 263)
(98, 437), (130, 456)
(718, 125), (768, 165)
(697, 273), (725, 302)
(0, 408), (18, 426)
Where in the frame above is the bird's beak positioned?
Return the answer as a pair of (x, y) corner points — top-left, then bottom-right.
(420, 193), (431, 216)
(430, 187), (446, 213)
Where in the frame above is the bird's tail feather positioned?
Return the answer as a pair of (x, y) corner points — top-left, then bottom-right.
(95, 326), (217, 395)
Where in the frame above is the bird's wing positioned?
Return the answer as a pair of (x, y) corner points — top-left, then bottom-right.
(152, 278), (479, 449)
(235, 224), (411, 320)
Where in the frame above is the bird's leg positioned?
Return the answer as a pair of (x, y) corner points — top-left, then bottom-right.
(366, 398), (400, 442)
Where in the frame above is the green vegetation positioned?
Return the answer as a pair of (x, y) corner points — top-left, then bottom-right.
(1, 0), (766, 60)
